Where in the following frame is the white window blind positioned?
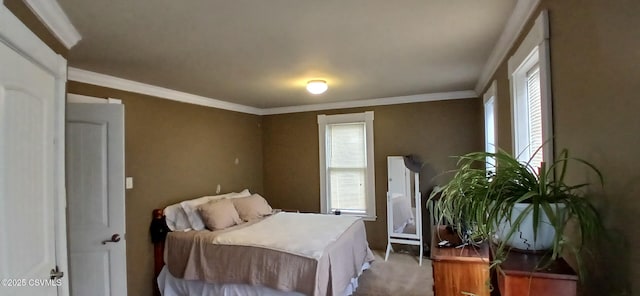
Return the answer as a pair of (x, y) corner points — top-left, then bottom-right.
(526, 65), (543, 168)
(327, 123), (367, 213)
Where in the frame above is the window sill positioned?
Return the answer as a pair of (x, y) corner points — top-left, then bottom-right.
(326, 212), (376, 221)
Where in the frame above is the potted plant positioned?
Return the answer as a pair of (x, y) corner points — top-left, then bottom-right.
(429, 147), (603, 276)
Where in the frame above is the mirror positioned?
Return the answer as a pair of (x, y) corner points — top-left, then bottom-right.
(387, 156), (421, 238)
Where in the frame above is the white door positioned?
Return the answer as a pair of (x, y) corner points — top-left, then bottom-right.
(0, 26), (60, 296)
(66, 103), (126, 296)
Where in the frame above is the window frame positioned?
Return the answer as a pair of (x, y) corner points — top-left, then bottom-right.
(317, 111), (376, 220)
(508, 10), (554, 166)
(483, 80), (498, 173)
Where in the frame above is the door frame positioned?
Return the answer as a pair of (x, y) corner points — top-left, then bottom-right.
(1, 4), (69, 296)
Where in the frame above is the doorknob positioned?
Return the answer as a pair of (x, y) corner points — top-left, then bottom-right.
(102, 234), (121, 245)
(50, 266), (64, 280)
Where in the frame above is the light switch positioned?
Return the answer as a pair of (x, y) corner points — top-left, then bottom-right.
(216, 184), (221, 194)
(125, 177), (133, 189)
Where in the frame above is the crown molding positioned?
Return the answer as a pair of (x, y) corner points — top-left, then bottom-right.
(68, 68), (477, 116)
(474, 0), (541, 94)
(68, 68), (264, 115)
(261, 91), (477, 115)
(23, 0), (81, 49)
(0, 3), (62, 74)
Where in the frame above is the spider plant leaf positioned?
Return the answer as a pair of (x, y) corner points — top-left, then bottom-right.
(431, 146), (602, 283)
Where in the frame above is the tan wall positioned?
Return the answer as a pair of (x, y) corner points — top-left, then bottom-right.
(481, 0), (640, 294)
(262, 99), (483, 250)
(67, 82), (264, 296)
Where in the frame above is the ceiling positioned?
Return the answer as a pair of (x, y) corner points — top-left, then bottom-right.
(58, 0), (516, 109)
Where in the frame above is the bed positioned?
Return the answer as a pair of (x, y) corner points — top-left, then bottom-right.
(151, 191), (374, 296)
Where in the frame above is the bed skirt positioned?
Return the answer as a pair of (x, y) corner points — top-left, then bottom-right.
(158, 261), (371, 296)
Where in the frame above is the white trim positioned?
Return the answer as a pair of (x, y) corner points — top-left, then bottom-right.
(67, 94), (123, 105)
(262, 91), (477, 115)
(318, 111), (376, 220)
(483, 80), (498, 148)
(318, 114), (328, 216)
(483, 81), (498, 172)
(69, 67), (477, 115)
(68, 67), (264, 115)
(1, 3), (69, 296)
(54, 54), (70, 296)
(474, 0), (542, 93)
(67, 94), (122, 105)
(0, 4), (62, 74)
(23, 0), (81, 49)
(507, 11), (549, 75)
(508, 10), (553, 165)
(67, 93), (106, 104)
(538, 21), (554, 166)
(482, 80), (497, 104)
(107, 97), (122, 104)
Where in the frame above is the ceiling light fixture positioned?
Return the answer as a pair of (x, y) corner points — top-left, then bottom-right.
(306, 80), (328, 95)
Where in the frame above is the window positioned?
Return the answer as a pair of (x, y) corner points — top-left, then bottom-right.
(483, 80), (498, 173)
(318, 111), (375, 220)
(508, 11), (553, 168)
(526, 65), (543, 167)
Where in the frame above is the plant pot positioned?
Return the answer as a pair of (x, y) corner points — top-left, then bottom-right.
(495, 203), (566, 252)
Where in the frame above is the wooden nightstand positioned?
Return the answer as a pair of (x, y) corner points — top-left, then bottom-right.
(431, 226), (491, 296)
(498, 252), (577, 296)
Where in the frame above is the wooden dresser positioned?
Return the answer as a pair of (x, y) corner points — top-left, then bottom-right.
(498, 252), (578, 296)
(430, 226), (491, 296)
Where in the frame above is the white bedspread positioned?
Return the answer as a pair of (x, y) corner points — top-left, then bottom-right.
(212, 212), (360, 259)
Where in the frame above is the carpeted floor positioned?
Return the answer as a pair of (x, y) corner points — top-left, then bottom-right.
(353, 250), (434, 296)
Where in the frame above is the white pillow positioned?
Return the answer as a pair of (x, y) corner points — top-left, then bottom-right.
(164, 203), (192, 231)
(180, 189), (252, 230)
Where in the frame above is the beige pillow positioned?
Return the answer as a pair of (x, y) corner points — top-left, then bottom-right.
(233, 194), (273, 222)
(196, 199), (242, 230)
(181, 189), (252, 231)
